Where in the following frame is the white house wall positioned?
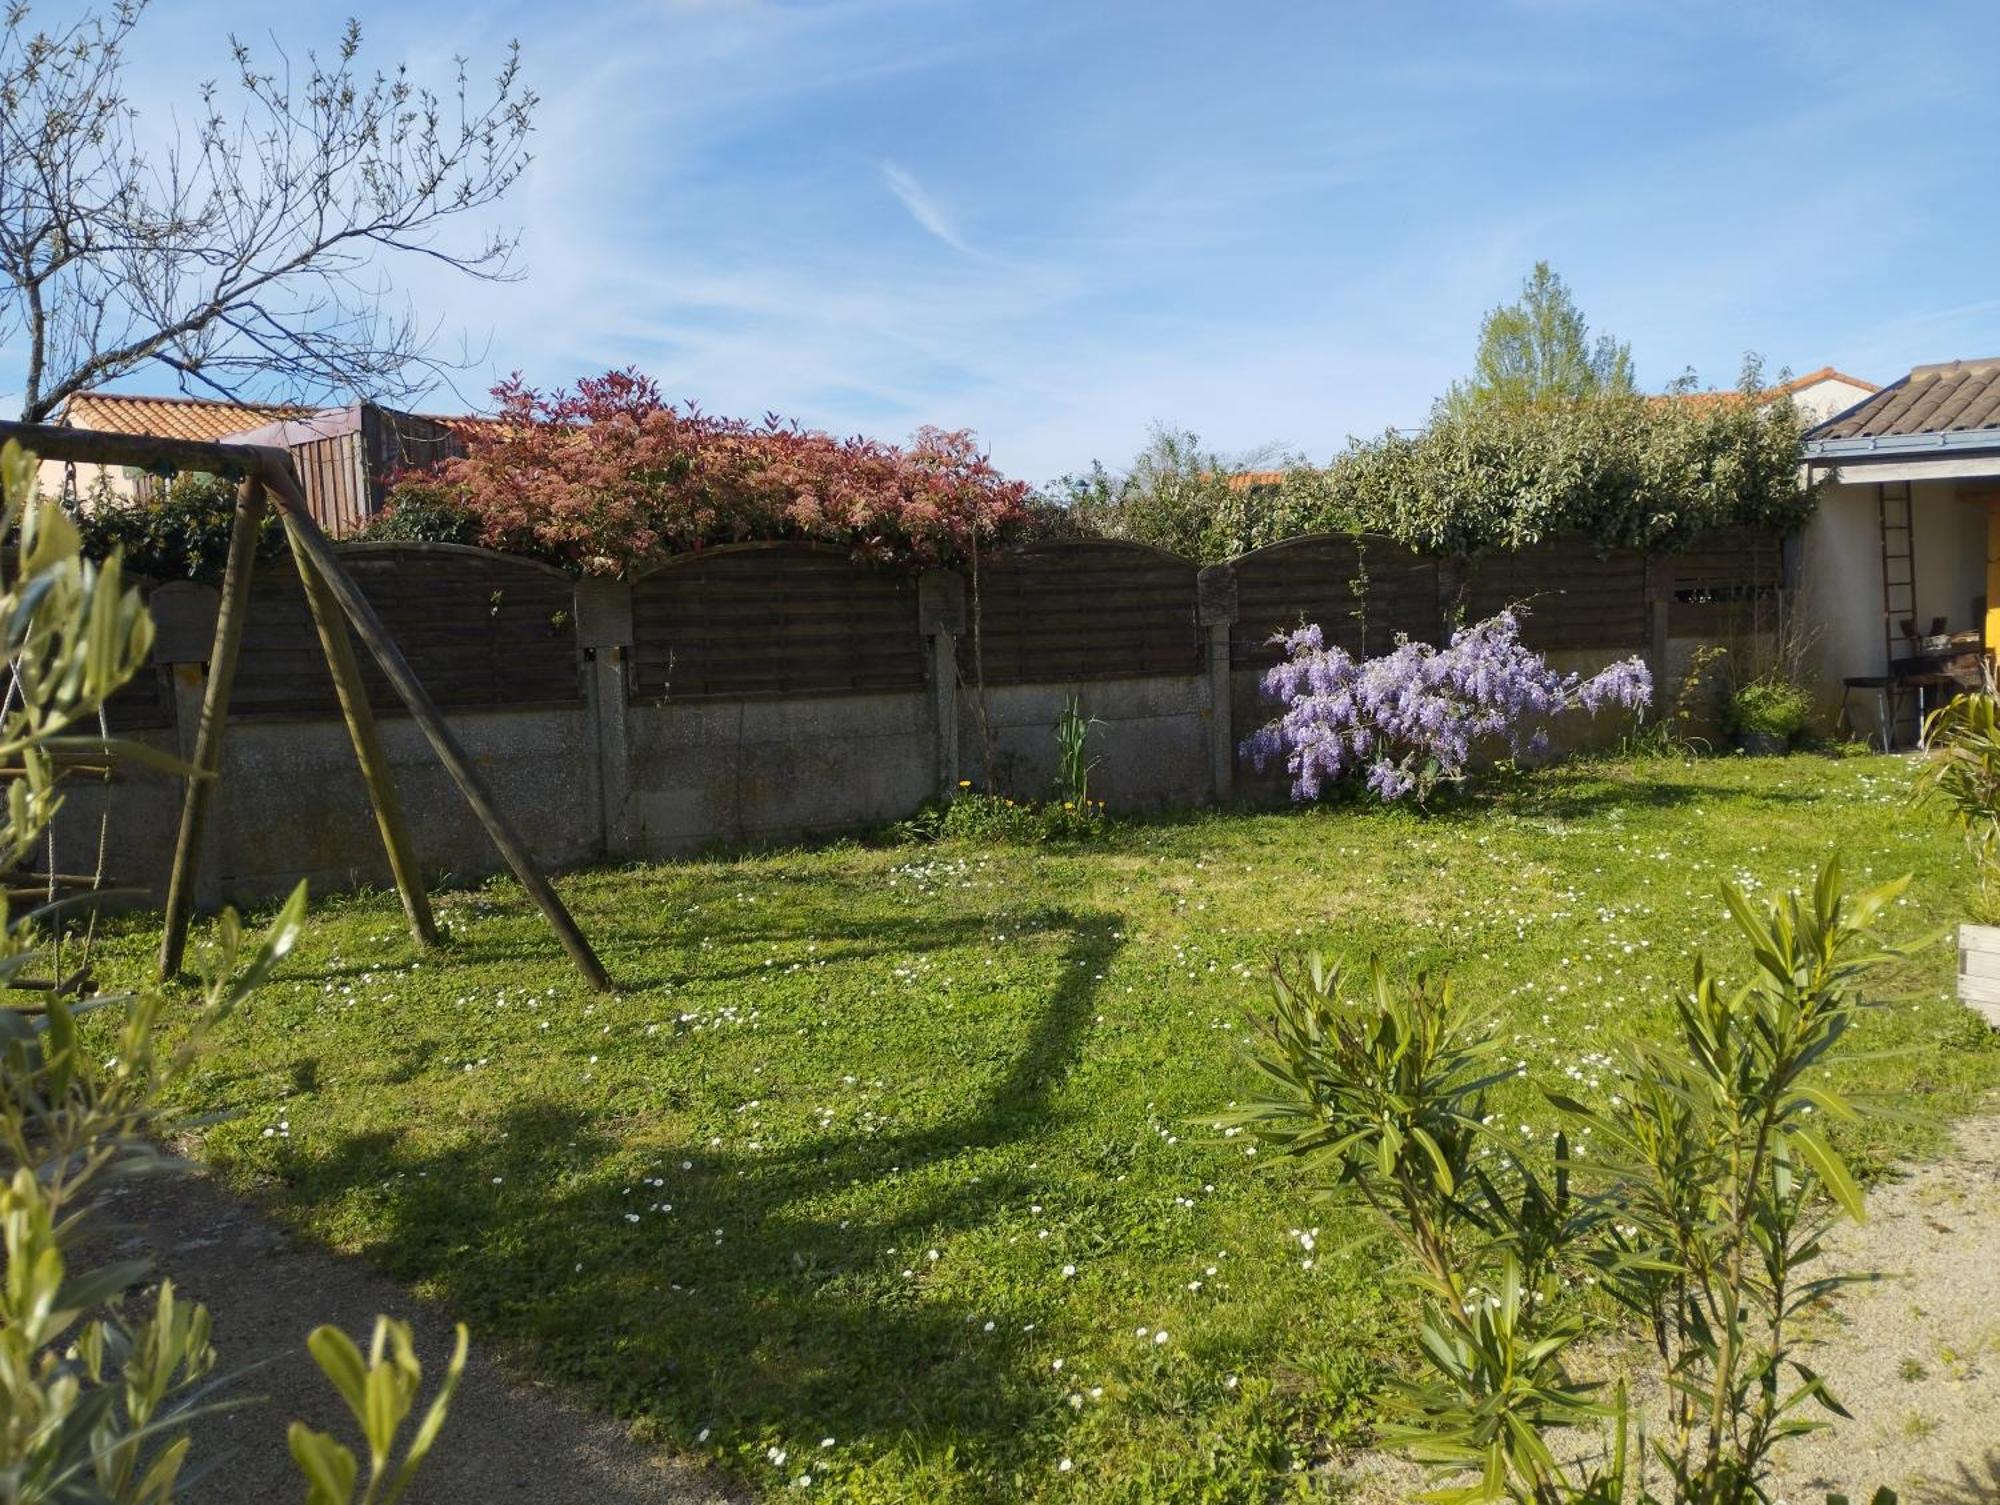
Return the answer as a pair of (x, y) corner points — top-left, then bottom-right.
(1798, 481), (1885, 693)
(1788, 377), (1877, 426)
(36, 456), (140, 507)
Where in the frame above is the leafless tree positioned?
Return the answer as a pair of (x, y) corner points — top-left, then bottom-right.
(0, 0), (536, 422)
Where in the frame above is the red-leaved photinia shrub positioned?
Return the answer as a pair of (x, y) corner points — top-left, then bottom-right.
(400, 369), (1035, 575)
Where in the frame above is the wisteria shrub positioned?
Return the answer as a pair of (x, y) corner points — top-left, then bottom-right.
(1243, 610), (1652, 804)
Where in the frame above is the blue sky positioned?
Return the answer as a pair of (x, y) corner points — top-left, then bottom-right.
(8, 0), (2000, 481)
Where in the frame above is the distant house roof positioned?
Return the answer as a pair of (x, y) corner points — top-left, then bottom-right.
(58, 390), (312, 443)
(1225, 470), (1288, 492)
(1808, 358), (2000, 443)
(1772, 366), (1878, 399)
(1663, 365), (1879, 411)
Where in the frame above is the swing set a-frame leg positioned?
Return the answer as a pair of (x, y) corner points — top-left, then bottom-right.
(281, 512), (439, 950)
(157, 480), (442, 976)
(268, 468), (612, 993)
(157, 477), (265, 981)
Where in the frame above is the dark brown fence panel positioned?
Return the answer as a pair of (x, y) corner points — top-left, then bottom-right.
(630, 544), (923, 701)
(960, 540), (1199, 685)
(103, 579), (173, 730)
(1665, 527), (1785, 636)
(1463, 538), (1647, 651)
(1229, 533), (1445, 666)
(1231, 535), (1361, 664)
(232, 543), (579, 718)
(104, 666), (172, 730)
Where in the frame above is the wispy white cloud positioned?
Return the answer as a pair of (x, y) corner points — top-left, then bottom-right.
(12, 0), (2000, 479)
(880, 162), (975, 256)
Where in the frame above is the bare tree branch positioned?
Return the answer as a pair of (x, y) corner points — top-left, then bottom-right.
(0, 0), (535, 421)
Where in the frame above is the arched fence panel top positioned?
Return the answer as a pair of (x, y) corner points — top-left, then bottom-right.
(1462, 537), (1649, 652)
(335, 538), (577, 583)
(232, 541), (582, 719)
(1222, 529), (1422, 570)
(1227, 532), (1446, 666)
(962, 537), (1201, 686)
(626, 538), (881, 581)
(629, 542), (925, 702)
(994, 536), (1202, 569)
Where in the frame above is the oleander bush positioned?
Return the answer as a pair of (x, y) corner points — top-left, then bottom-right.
(1913, 684), (2000, 904)
(1233, 856), (1903, 1504)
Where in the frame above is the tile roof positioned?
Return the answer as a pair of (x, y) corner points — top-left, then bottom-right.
(56, 390), (497, 446)
(58, 390), (312, 443)
(1662, 365), (1878, 410)
(1809, 358), (2000, 441)
(1225, 469), (1289, 492)
(1771, 365), (1877, 398)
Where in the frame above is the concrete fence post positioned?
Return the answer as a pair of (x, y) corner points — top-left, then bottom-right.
(576, 576), (635, 859)
(919, 571), (967, 801)
(147, 582), (223, 906)
(1196, 562), (1238, 805)
(1644, 555), (1675, 695)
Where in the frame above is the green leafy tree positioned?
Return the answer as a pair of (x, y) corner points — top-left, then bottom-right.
(1046, 423), (1295, 561)
(1046, 357), (1810, 565)
(1446, 262), (1636, 416)
(75, 471), (284, 584)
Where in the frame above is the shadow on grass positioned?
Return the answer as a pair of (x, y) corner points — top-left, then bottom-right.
(260, 905), (1123, 1496)
(283, 907), (1004, 993)
(1477, 767), (1829, 822)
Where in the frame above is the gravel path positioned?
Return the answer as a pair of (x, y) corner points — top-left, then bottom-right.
(1336, 1112), (2000, 1504)
(86, 1170), (745, 1505)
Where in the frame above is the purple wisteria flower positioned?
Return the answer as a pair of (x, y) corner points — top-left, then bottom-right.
(1241, 610), (1652, 805)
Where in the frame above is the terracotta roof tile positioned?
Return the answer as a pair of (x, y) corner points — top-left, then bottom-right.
(59, 390), (312, 443)
(1662, 366), (1878, 410)
(56, 390), (498, 447)
(1224, 470), (1288, 492)
(1808, 358), (2000, 441)
(1770, 366), (1877, 397)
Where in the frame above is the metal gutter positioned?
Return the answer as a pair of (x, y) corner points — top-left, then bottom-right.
(1803, 428), (2000, 461)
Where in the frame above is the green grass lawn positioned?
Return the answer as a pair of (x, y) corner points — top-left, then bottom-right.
(96, 753), (2000, 1504)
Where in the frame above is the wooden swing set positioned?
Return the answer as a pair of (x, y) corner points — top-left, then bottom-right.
(0, 418), (612, 992)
